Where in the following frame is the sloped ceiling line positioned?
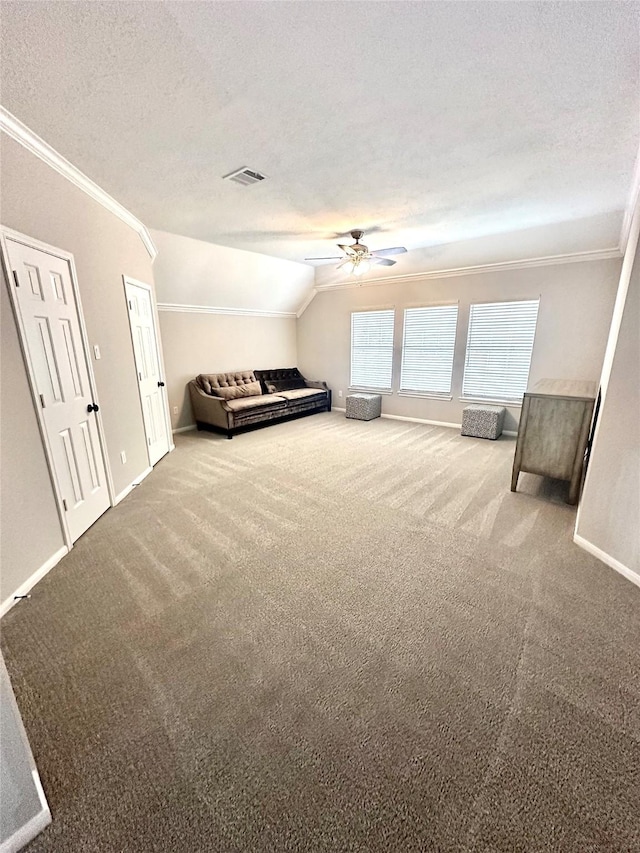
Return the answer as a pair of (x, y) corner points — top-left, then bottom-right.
(0, 106), (157, 260)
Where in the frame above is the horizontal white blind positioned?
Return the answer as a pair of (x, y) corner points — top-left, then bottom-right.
(400, 305), (458, 394)
(462, 299), (539, 402)
(351, 309), (395, 390)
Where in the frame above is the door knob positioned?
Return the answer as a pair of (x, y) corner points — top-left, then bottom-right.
(87, 403), (99, 413)
(158, 381), (165, 387)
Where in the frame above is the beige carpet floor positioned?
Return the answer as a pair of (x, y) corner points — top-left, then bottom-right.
(2, 412), (639, 852)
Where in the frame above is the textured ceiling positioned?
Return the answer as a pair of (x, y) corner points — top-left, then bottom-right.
(1, 1), (638, 269)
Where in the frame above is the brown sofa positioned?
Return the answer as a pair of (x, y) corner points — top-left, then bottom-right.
(188, 368), (331, 438)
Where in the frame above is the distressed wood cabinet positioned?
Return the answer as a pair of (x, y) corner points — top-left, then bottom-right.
(511, 379), (597, 505)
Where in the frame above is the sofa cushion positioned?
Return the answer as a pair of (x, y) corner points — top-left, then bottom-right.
(224, 394), (287, 412)
(270, 379), (307, 392)
(211, 380), (262, 400)
(276, 388), (327, 403)
(197, 371), (256, 395)
(255, 368), (307, 393)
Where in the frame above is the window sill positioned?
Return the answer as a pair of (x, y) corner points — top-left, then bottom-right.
(398, 391), (453, 401)
(459, 396), (522, 408)
(348, 387), (393, 395)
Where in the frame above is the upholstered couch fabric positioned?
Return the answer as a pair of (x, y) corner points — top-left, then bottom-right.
(255, 368), (307, 393)
(210, 381), (262, 400)
(189, 368), (331, 437)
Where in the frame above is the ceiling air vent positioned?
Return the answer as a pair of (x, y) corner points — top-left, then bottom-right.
(223, 167), (267, 186)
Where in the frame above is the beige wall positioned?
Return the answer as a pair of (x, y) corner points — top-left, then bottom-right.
(151, 228), (305, 430)
(0, 280), (65, 602)
(577, 218), (640, 577)
(298, 258), (620, 431)
(159, 312), (297, 429)
(1, 135), (156, 606)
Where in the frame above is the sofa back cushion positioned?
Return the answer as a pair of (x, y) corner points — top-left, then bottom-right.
(196, 371), (258, 396)
(255, 368), (307, 393)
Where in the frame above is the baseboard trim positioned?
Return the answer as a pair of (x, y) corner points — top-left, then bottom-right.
(381, 413), (461, 429)
(333, 407), (461, 430)
(0, 804), (51, 853)
(573, 533), (640, 589)
(0, 546), (68, 619)
(173, 424), (197, 434)
(113, 465), (153, 506)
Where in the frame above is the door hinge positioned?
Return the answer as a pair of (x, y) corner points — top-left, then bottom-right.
(148, 437), (151, 446)
(12, 270), (20, 287)
(128, 299), (133, 310)
(39, 393), (46, 409)
(62, 499), (68, 512)
(138, 372), (142, 381)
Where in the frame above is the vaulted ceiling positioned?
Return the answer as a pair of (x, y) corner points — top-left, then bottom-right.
(1, 1), (638, 271)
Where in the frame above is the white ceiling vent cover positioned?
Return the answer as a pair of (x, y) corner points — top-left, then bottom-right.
(223, 167), (267, 186)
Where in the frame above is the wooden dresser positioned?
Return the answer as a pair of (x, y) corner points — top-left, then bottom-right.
(511, 379), (597, 504)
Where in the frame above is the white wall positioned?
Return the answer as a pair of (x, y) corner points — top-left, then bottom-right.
(150, 230), (309, 429)
(576, 200), (640, 582)
(298, 258), (620, 431)
(151, 229), (313, 313)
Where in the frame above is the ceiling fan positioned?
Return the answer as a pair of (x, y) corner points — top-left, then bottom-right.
(305, 230), (407, 276)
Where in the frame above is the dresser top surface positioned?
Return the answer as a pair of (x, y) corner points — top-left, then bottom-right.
(527, 379), (597, 400)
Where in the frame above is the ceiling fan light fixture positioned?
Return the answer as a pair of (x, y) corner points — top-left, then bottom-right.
(352, 258), (370, 276)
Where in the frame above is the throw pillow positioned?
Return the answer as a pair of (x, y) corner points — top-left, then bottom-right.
(211, 380), (262, 400)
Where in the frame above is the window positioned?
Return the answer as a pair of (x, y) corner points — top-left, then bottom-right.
(350, 309), (395, 390)
(400, 305), (458, 395)
(462, 299), (539, 402)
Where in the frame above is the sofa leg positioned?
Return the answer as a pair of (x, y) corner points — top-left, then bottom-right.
(227, 431), (233, 440)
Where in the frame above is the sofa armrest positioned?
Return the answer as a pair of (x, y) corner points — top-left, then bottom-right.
(188, 381), (232, 429)
(304, 379), (331, 410)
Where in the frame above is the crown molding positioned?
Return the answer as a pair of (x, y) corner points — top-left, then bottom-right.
(619, 142), (640, 254)
(296, 288), (318, 318)
(157, 302), (296, 319)
(314, 247), (622, 292)
(0, 106), (157, 260)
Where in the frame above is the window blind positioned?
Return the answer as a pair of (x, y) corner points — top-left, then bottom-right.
(350, 309), (395, 390)
(462, 299), (539, 402)
(400, 305), (458, 395)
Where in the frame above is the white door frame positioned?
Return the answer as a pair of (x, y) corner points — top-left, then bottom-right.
(0, 226), (116, 550)
(123, 275), (173, 464)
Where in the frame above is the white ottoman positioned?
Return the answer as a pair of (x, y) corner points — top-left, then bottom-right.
(461, 404), (506, 440)
(346, 393), (382, 421)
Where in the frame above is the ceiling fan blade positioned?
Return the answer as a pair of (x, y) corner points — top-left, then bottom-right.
(304, 256), (344, 260)
(371, 247), (407, 256)
(371, 257), (397, 266)
(337, 244), (357, 254)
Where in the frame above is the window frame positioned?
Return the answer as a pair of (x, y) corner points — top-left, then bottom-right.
(461, 298), (540, 405)
(349, 308), (395, 392)
(399, 303), (459, 399)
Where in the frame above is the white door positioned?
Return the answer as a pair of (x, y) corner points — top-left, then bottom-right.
(125, 279), (170, 466)
(6, 237), (110, 543)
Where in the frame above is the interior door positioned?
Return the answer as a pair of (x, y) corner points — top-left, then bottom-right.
(125, 279), (170, 466)
(6, 237), (110, 543)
